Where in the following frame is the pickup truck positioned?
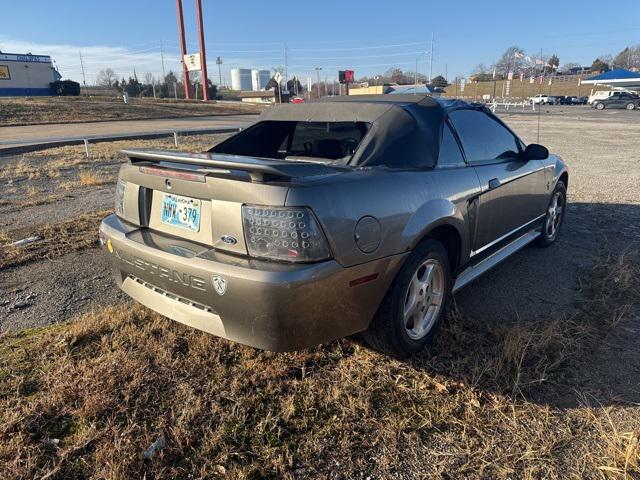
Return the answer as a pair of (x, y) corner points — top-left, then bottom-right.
(529, 94), (550, 105)
(99, 95), (568, 357)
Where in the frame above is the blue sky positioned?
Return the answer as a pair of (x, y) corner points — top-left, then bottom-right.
(1, 0), (639, 85)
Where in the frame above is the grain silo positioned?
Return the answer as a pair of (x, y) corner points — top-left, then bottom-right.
(230, 68), (252, 91)
(251, 69), (271, 90)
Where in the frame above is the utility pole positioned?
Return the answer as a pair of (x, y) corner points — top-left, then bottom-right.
(79, 51), (88, 96)
(315, 67), (322, 98)
(175, 0), (191, 98)
(284, 43), (288, 86)
(445, 63), (448, 83)
(160, 40), (166, 79)
(414, 57), (418, 92)
(194, 0), (209, 101)
(216, 56), (223, 88)
(429, 32), (434, 83)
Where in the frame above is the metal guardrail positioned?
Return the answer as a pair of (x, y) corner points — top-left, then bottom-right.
(0, 126), (243, 157)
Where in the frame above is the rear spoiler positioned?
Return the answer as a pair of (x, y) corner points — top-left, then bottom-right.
(122, 149), (348, 182)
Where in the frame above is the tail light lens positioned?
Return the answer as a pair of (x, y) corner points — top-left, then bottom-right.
(242, 205), (332, 262)
(115, 179), (127, 217)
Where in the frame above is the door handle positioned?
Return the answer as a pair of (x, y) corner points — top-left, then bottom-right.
(488, 178), (501, 189)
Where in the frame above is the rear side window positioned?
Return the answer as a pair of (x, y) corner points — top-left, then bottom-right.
(449, 110), (521, 163)
(438, 122), (465, 167)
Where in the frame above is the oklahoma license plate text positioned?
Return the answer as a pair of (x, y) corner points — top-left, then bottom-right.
(161, 193), (201, 232)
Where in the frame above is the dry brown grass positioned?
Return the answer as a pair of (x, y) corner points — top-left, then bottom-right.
(77, 171), (110, 187)
(0, 250), (638, 479)
(0, 96), (262, 126)
(0, 210), (110, 270)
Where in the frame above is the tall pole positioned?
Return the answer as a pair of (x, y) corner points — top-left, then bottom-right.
(175, 0), (191, 99)
(414, 57), (418, 93)
(284, 43), (288, 86)
(429, 32), (434, 83)
(194, 0), (209, 101)
(315, 67), (322, 98)
(79, 51), (88, 96)
(216, 56), (223, 87)
(160, 40), (166, 79)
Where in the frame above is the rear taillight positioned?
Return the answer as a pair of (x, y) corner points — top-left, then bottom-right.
(115, 179), (126, 217)
(242, 205), (332, 262)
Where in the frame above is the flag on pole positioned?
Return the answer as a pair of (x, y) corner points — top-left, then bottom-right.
(507, 71), (514, 81)
(519, 72), (524, 82)
(492, 68), (496, 80)
(529, 76), (535, 84)
(514, 52), (525, 59)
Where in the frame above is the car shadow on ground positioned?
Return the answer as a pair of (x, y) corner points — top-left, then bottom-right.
(389, 201), (640, 409)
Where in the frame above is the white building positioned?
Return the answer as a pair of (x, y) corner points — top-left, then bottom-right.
(230, 68), (252, 91)
(0, 52), (60, 96)
(251, 69), (271, 91)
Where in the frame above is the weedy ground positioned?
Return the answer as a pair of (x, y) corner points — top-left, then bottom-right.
(0, 96), (261, 126)
(0, 250), (638, 479)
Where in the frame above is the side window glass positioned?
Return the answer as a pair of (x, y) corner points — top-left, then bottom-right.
(438, 122), (465, 167)
(448, 110), (521, 163)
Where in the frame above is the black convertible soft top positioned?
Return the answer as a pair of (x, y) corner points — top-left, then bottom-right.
(258, 94), (478, 168)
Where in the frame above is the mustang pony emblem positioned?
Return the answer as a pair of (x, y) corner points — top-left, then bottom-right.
(212, 274), (227, 296)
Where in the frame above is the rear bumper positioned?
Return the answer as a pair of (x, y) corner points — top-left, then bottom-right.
(99, 214), (406, 351)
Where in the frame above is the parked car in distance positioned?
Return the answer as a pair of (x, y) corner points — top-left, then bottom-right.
(529, 94), (550, 105)
(587, 90), (619, 104)
(592, 91), (640, 110)
(99, 95), (568, 357)
(290, 96), (304, 104)
(572, 96), (588, 105)
(558, 96), (575, 105)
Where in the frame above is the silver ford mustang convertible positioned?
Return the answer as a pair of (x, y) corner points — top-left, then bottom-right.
(99, 95), (568, 357)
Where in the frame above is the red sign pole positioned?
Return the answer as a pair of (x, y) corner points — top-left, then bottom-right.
(175, 0), (191, 99)
(195, 0), (209, 101)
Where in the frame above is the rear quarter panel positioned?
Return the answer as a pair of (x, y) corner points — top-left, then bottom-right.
(286, 168), (482, 268)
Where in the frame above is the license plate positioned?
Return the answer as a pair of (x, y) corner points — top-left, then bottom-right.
(161, 193), (201, 232)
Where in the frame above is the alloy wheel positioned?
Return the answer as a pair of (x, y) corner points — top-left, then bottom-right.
(546, 190), (564, 240)
(403, 259), (445, 340)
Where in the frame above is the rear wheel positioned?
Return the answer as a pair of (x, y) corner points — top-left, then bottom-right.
(626, 102), (636, 110)
(363, 239), (451, 357)
(535, 181), (566, 248)
(595, 102), (605, 110)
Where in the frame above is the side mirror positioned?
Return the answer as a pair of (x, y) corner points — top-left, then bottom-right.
(524, 143), (549, 160)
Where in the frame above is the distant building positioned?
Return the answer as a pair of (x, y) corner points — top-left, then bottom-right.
(230, 68), (252, 91)
(251, 69), (271, 91)
(0, 52), (60, 96)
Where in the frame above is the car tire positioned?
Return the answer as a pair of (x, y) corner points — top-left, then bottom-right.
(595, 102), (605, 110)
(535, 181), (567, 248)
(363, 239), (451, 357)
(626, 102), (636, 110)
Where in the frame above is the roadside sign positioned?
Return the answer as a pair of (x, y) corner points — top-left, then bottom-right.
(274, 72), (283, 84)
(505, 80), (511, 95)
(184, 54), (201, 72)
(460, 78), (465, 93)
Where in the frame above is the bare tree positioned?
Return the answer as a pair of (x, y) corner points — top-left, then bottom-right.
(96, 68), (117, 88)
(144, 72), (154, 85)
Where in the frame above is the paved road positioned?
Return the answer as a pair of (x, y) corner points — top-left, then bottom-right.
(0, 114), (258, 147)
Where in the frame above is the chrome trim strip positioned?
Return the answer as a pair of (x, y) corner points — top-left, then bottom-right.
(470, 213), (545, 258)
(453, 230), (541, 293)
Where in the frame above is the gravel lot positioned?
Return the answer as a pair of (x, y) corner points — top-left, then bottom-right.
(1, 108), (639, 401)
